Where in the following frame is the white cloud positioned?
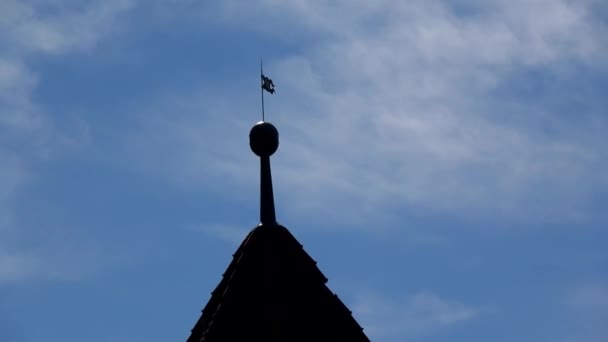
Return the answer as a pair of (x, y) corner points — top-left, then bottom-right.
(123, 0), (608, 227)
(0, 0), (135, 55)
(0, 58), (43, 135)
(1, 0), (134, 149)
(67, 0), (608, 225)
(0, 0), (135, 284)
(209, 0), (608, 224)
(352, 291), (486, 339)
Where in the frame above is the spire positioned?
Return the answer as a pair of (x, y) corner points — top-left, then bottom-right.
(186, 123), (371, 342)
(249, 121), (279, 225)
(183, 67), (370, 342)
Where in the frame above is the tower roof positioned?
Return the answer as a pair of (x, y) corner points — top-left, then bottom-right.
(187, 223), (370, 341)
(186, 121), (369, 341)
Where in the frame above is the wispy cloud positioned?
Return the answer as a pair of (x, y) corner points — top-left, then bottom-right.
(125, 0), (608, 226)
(352, 291), (488, 340)
(0, 0), (136, 285)
(265, 0), (607, 223)
(1, 0), (133, 157)
(0, 0), (134, 55)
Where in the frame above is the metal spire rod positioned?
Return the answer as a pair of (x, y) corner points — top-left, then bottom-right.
(260, 58), (265, 122)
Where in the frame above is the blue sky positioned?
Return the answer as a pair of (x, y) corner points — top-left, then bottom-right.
(1, 0), (607, 341)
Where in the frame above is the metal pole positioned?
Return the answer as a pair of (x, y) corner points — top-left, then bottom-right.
(260, 58), (265, 122)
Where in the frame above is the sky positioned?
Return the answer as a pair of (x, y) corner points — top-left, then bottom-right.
(1, 0), (607, 341)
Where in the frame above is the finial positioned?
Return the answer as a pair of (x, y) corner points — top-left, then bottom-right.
(249, 121), (279, 225)
(250, 121), (279, 157)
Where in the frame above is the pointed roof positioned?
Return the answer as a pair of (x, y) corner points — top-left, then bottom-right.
(186, 121), (370, 341)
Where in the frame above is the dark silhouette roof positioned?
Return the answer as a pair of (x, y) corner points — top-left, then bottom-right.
(186, 223), (370, 341)
(185, 121), (370, 341)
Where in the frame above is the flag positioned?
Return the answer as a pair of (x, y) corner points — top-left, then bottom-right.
(261, 74), (275, 94)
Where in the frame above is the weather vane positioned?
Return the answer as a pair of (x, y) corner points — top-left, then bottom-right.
(260, 58), (275, 122)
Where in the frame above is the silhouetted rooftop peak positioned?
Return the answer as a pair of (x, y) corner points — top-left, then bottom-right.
(184, 119), (370, 341)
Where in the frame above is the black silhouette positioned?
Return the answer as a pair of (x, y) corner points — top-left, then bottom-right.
(185, 121), (370, 341)
(261, 74), (275, 94)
